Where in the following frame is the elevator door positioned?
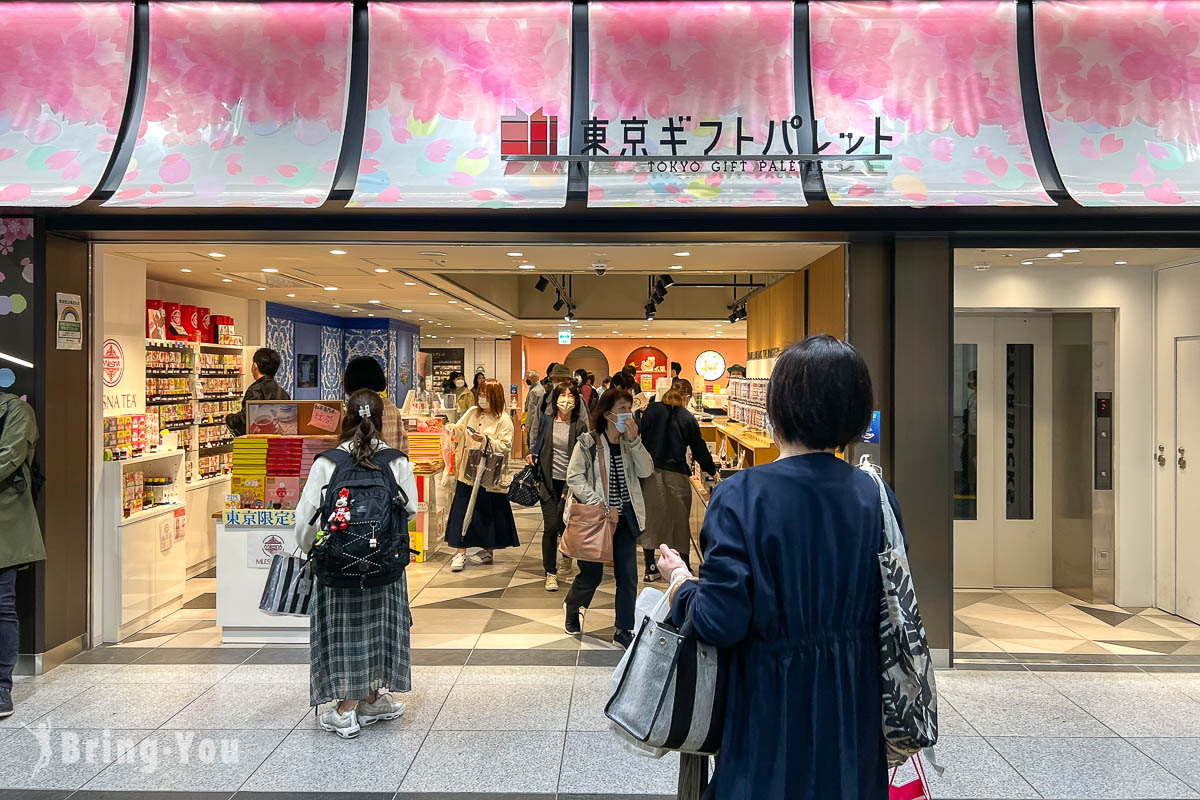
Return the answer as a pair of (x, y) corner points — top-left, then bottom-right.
(1176, 338), (1200, 623)
(954, 316), (1053, 588)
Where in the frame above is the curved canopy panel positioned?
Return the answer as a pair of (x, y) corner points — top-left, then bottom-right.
(587, 1), (805, 208)
(0, 2), (133, 207)
(105, 2), (351, 208)
(1036, 0), (1200, 206)
(810, 1), (1052, 207)
(349, 2), (572, 209)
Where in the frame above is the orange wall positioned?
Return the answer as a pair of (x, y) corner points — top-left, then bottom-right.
(522, 337), (747, 389)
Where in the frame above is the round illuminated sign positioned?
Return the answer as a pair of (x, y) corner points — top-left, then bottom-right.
(695, 350), (726, 381)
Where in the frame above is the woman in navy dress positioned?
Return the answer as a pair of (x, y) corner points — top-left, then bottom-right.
(659, 334), (902, 799)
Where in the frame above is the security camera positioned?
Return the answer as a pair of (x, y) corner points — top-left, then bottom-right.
(592, 261), (608, 276)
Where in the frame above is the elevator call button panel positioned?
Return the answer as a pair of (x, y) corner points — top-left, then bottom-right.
(1095, 392), (1113, 491)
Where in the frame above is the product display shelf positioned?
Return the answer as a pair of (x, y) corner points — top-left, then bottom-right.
(121, 501), (184, 526)
(712, 420), (778, 467)
(111, 448), (185, 467)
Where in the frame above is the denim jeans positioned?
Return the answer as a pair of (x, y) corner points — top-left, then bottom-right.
(565, 504), (639, 632)
(0, 566), (18, 692)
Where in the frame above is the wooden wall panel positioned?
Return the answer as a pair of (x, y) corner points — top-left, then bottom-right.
(746, 270), (805, 360)
(807, 248), (847, 338)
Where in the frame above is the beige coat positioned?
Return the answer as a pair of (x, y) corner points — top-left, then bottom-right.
(449, 406), (514, 492)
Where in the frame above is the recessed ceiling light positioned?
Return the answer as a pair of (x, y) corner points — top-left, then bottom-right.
(448, 300), (458, 304)
(261, 267), (278, 273)
(286, 293), (295, 298)
(537, 333), (544, 337)
(507, 251), (523, 257)
(509, 330), (516, 334)
(329, 249), (347, 255)
(368, 299), (381, 304)
(368, 313), (375, 317)
(611, 330), (619, 334)
(374, 268), (389, 274)
(1063, 248), (1080, 254)
(324, 286), (339, 291)
(419, 251), (446, 257)
(669, 265), (684, 270)
(673, 251), (690, 257)
(518, 263), (536, 270)
(256, 287), (266, 291)
(350, 308), (358, 313)
(1047, 252), (1064, 259)
(403, 281), (416, 286)
(221, 278), (232, 283)
(418, 318), (425, 321)
(428, 292), (439, 297)
(208, 252), (226, 258)
(1021, 260), (1034, 265)
(401, 309), (412, 313)
(180, 268), (192, 273)
(332, 304), (340, 308)
(1115, 260), (1128, 265)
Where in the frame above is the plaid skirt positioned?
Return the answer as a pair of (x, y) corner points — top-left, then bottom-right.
(310, 571), (412, 706)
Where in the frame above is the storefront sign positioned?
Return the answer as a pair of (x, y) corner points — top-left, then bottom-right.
(224, 509), (297, 527)
(56, 293), (82, 351)
(695, 350), (727, 381)
(101, 338), (124, 387)
(249, 532), (288, 570)
(862, 410), (881, 444)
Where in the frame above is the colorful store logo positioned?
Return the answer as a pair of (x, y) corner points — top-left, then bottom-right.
(101, 338), (124, 387)
(261, 534), (285, 559)
(695, 350), (727, 381)
(500, 107), (559, 174)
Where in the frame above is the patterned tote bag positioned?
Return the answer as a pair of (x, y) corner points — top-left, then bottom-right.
(860, 462), (939, 766)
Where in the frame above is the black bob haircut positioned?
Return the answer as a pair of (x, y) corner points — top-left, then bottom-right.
(253, 347), (282, 378)
(344, 355), (386, 394)
(766, 334), (873, 451)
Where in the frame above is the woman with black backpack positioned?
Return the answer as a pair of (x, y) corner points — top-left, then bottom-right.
(294, 389), (418, 739)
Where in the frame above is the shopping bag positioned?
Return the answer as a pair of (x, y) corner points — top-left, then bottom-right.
(258, 552), (313, 617)
(889, 752), (932, 800)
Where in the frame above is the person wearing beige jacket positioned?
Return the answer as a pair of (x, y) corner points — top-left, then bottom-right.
(443, 379), (518, 572)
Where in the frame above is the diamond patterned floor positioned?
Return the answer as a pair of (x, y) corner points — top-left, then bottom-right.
(955, 588), (1200, 664)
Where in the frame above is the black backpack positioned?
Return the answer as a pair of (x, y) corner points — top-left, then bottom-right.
(308, 447), (412, 589)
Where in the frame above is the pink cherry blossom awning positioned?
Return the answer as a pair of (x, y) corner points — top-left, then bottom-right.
(1035, 0), (1200, 206)
(810, 1), (1052, 207)
(0, 2), (134, 207)
(105, 1), (352, 208)
(349, 2), (572, 209)
(587, 1), (806, 208)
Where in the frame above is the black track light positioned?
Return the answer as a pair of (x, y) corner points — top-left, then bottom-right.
(660, 274), (675, 289)
(535, 276), (549, 292)
(728, 311), (738, 323)
(653, 289), (666, 304)
(553, 296), (564, 312)
(644, 303), (656, 319)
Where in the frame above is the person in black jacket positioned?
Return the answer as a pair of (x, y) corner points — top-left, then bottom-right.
(532, 382), (588, 592)
(637, 384), (716, 580)
(225, 348), (290, 436)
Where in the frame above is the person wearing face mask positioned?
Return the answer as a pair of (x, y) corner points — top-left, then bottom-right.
(442, 371), (462, 397)
(563, 389), (653, 649)
(445, 379), (518, 572)
(522, 369), (544, 448)
(531, 383), (589, 591)
(453, 373), (474, 416)
(528, 363), (574, 462)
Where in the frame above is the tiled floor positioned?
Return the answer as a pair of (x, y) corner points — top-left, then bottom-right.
(9, 511), (1200, 797)
(955, 588), (1200, 665)
(118, 505), (626, 654)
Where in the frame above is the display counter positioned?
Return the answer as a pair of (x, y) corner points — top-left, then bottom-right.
(216, 510), (309, 643)
(712, 420), (779, 467)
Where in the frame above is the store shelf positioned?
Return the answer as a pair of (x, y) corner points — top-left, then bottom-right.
(200, 394), (241, 401)
(112, 449), (185, 467)
(187, 473), (233, 490)
(163, 420), (195, 431)
(712, 420), (778, 467)
(119, 502), (183, 526)
(197, 420), (228, 427)
(198, 371), (243, 378)
(198, 342), (245, 350)
(145, 339), (193, 350)
(146, 369), (192, 377)
(147, 395), (193, 405)
(198, 440), (234, 452)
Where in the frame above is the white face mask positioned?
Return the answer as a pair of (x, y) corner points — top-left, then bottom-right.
(478, 396), (490, 411)
(557, 396), (575, 413)
(454, 379), (465, 388)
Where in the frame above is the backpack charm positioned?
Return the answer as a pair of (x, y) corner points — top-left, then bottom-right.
(328, 488), (351, 532)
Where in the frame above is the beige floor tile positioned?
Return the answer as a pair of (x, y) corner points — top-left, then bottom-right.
(474, 633), (580, 649)
(953, 636), (1002, 653)
(410, 633), (481, 649)
(410, 608), (496, 633)
(990, 637), (1089, 654)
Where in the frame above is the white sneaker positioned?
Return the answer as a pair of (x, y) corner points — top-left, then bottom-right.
(545, 573), (559, 592)
(319, 707), (361, 739)
(450, 552), (466, 572)
(557, 555), (573, 576)
(474, 550), (494, 565)
(359, 692), (406, 726)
